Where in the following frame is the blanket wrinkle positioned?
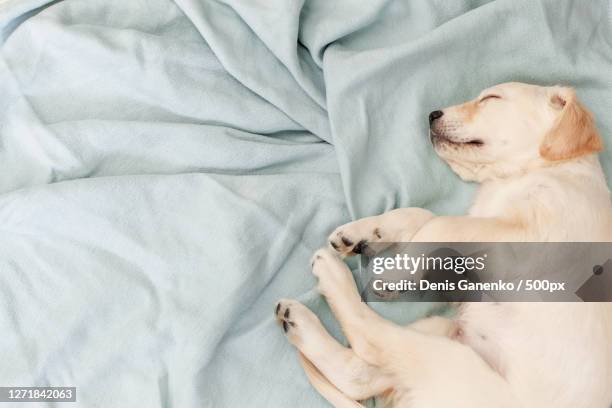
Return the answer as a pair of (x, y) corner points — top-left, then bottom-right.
(0, 57), (84, 192)
(173, 0), (332, 143)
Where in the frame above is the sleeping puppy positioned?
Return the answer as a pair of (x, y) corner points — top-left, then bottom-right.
(275, 83), (612, 407)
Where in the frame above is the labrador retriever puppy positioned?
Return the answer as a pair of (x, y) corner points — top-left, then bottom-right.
(275, 83), (612, 408)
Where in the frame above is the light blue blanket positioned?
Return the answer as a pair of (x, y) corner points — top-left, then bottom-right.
(0, 0), (610, 406)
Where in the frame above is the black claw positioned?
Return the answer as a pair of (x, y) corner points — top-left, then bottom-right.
(374, 228), (382, 239)
(341, 236), (353, 247)
(312, 254), (322, 268)
(275, 303), (281, 315)
(352, 240), (368, 255)
(282, 321), (289, 333)
(330, 240), (339, 250)
(284, 308), (290, 319)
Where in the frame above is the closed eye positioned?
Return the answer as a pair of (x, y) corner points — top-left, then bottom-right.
(479, 94), (501, 103)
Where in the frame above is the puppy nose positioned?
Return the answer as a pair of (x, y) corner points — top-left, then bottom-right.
(429, 110), (444, 125)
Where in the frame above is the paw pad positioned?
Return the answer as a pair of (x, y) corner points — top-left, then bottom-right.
(341, 236), (353, 247)
(352, 240), (368, 255)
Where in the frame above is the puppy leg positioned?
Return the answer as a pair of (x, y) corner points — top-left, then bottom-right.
(407, 315), (457, 337)
(411, 215), (529, 242)
(275, 299), (393, 400)
(328, 208), (435, 257)
(311, 248), (406, 365)
(380, 329), (519, 408)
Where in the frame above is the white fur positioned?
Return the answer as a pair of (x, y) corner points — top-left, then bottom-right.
(276, 83), (612, 408)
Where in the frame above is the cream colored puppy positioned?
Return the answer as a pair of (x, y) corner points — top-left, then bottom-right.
(276, 83), (612, 407)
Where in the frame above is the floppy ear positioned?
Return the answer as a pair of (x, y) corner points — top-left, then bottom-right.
(539, 87), (603, 161)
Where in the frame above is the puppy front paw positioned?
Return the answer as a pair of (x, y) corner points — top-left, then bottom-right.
(328, 209), (436, 256)
(328, 218), (383, 257)
(310, 248), (360, 299)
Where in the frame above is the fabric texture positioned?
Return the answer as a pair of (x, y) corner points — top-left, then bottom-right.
(0, 0), (610, 406)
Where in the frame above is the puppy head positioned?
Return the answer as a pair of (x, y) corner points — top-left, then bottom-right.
(429, 82), (603, 182)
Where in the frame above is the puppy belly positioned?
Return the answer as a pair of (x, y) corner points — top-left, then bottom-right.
(456, 302), (612, 407)
(454, 303), (508, 376)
